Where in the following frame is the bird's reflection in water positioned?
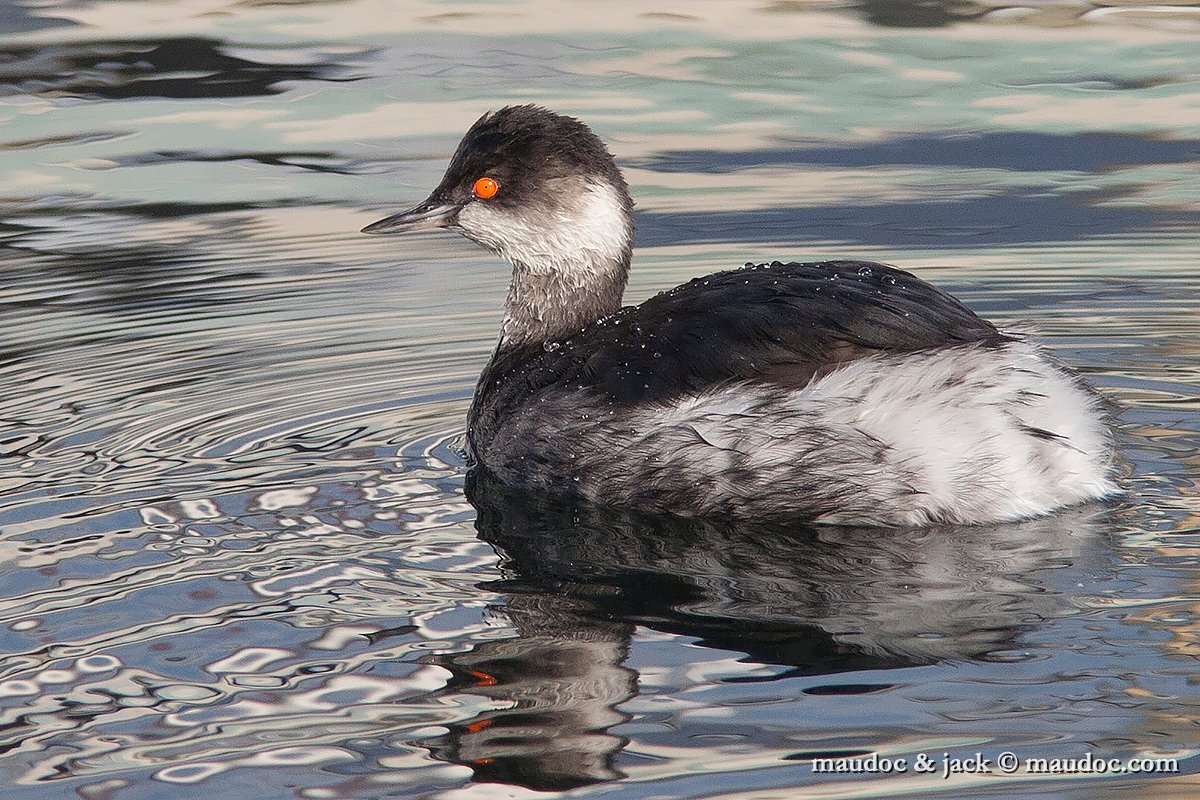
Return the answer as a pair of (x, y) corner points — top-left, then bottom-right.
(425, 473), (1114, 791)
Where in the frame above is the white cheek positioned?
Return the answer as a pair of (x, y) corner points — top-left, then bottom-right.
(456, 202), (509, 253)
(457, 183), (629, 276)
(572, 182), (631, 266)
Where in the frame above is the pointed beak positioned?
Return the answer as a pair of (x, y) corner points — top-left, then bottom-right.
(360, 200), (462, 235)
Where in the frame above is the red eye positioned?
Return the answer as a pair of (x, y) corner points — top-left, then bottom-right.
(472, 176), (499, 199)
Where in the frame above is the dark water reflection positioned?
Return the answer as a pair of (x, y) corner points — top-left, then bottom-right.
(432, 475), (1117, 791)
(0, 37), (359, 100)
(636, 193), (1176, 248)
(635, 132), (1200, 175)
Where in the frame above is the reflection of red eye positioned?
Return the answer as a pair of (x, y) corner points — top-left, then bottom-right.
(472, 177), (500, 199)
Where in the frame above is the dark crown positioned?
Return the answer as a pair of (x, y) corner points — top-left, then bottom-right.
(438, 105), (630, 206)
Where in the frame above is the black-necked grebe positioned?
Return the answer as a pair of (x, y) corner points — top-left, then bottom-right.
(362, 105), (1116, 526)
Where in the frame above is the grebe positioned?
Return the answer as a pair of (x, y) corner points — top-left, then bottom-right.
(362, 105), (1116, 526)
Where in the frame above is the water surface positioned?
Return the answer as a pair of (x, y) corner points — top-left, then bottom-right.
(1, 1), (1199, 798)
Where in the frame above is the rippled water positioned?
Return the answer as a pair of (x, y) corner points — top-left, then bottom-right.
(2, 1), (1199, 798)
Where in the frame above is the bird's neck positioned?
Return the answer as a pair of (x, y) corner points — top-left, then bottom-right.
(495, 180), (634, 348)
(500, 257), (628, 346)
(470, 250), (628, 464)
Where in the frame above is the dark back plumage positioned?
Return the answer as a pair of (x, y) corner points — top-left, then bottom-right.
(469, 259), (1009, 451)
